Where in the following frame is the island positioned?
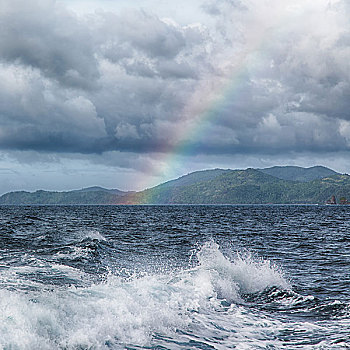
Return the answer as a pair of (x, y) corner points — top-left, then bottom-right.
(1, 166), (350, 205)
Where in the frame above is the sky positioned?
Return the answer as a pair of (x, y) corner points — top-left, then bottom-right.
(0, 0), (350, 194)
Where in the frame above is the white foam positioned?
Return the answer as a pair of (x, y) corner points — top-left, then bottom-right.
(0, 242), (342, 349)
(77, 229), (106, 242)
(197, 241), (290, 299)
(53, 245), (94, 260)
(0, 274), (192, 349)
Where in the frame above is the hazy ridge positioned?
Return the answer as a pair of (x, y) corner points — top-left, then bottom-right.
(1, 166), (349, 205)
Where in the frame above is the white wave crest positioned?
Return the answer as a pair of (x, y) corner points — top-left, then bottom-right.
(0, 242), (293, 349)
(197, 241), (290, 301)
(77, 229), (106, 242)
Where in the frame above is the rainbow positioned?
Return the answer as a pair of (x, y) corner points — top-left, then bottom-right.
(123, 15), (274, 204)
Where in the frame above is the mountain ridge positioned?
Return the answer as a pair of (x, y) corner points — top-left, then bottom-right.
(258, 165), (338, 182)
(1, 165), (349, 205)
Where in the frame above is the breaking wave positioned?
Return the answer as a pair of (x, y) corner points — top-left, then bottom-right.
(0, 242), (285, 348)
(0, 242), (347, 349)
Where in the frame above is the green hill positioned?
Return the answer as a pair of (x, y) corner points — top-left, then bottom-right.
(132, 168), (350, 205)
(1, 166), (349, 205)
(258, 165), (338, 182)
(154, 169), (230, 188)
(72, 186), (125, 195)
(0, 188), (129, 205)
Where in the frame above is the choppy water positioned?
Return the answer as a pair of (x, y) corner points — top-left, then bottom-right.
(0, 205), (349, 349)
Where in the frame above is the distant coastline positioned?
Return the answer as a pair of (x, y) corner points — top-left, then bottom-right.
(1, 165), (350, 205)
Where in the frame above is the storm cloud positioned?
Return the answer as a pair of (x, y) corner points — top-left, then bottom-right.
(0, 0), (350, 171)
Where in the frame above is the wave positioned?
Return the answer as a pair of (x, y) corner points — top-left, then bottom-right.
(0, 241), (347, 349)
(76, 229), (107, 242)
(196, 242), (290, 301)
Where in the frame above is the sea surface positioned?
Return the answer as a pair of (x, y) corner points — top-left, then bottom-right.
(0, 205), (349, 349)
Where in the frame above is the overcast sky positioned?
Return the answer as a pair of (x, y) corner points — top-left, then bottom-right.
(0, 0), (350, 194)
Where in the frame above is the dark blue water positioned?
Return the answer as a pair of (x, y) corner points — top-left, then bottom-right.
(0, 205), (349, 349)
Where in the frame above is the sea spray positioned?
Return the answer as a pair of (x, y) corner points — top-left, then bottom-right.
(196, 241), (290, 300)
(1, 204), (349, 349)
(0, 241), (292, 349)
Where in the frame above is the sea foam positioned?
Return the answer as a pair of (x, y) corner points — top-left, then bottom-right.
(0, 242), (290, 349)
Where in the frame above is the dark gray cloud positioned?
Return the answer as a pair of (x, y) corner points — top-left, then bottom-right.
(0, 0), (349, 162)
(0, 0), (99, 89)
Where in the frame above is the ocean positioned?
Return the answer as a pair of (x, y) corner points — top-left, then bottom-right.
(0, 205), (349, 349)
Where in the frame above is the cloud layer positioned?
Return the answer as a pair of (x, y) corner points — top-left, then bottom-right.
(0, 0), (350, 172)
